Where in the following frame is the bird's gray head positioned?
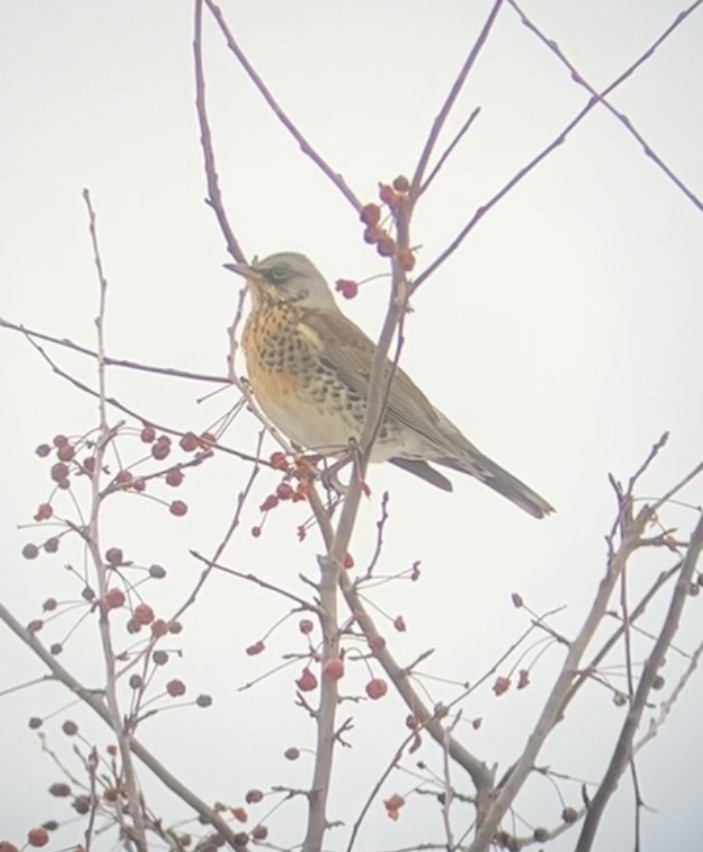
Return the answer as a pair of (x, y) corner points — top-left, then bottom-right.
(229, 252), (338, 311)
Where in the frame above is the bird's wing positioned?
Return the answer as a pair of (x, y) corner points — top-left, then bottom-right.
(300, 308), (448, 448)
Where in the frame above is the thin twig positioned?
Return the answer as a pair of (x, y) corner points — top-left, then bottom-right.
(508, 0), (703, 215)
(413, 3), (701, 291)
(203, 0), (362, 212)
(82, 188), (148, 851)
(575, 513), (703, 852)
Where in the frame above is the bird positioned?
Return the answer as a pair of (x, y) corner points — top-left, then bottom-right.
(230, 252), (554, 519)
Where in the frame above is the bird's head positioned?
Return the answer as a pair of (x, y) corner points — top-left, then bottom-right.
(228, 252), (338, 311)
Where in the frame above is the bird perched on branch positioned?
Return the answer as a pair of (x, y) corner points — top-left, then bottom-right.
(230, 252), (554, 519)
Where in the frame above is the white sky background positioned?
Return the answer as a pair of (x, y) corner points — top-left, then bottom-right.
(1, 1), (703, 849)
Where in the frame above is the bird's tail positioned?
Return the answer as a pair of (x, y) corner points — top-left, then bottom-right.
(437, 453), (554, 519)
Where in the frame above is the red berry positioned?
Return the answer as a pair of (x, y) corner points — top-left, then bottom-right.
(492, 675), (511, 696)
(35, 503), (53, 521)
(53, 435), (68, 448)
(270, 451), (289, 471)
(343, 553), (354, 569)
(335, 279), (358, 300)
(360, 203), (381, 226)
(376, 236), (397, 257)
(152, 440), (171, 461)
(367, 635), (386, 654)
(276, 481), (294, 500)
(50, 462), (69, 483)
(57, 444), (75, 462)
(246, 640), (265, 656)
(198, 432), (217, 449)
(296, 668), (317, 692)
(27, 828), (50, 848)
(179, 432), (199, 452)
(393, 615), (406, 632)
(169, 500), (188, 516)
(298, 619), (314, 635)
(251, 525), (262, 538)
(165, 468), (184, 487)
(365, 678), (388, 700)
(379, 184), (399, 207)
(115, 470), (133, 488)
(245, 789), (264, 804)
(232, 807), (248, 823)
(0, 843), (20, 852)
(166, 679), (186, 697)
(363, 225), (383, 245)
(322, 657), (345, 681)
(82, 456), (96, 474)
(105, 547), (123, 566)
(398, 248), (416, 272)
(140, 425), (157, 443)
(259, 494), (279, 512)
(133, 604), (155, 626)
(251, 825), (268, 841)
(104, 588), (125, 610)
(151, 619), (168, 637)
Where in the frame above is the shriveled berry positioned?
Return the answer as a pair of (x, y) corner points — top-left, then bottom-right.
(284, 747), (300, 760)
(246, 640), (265, 656)
(152, 650), (169, 665)
(169, 500), (188, 516)
(196, 694), (213, 707)
(149, 564), (167, 579)
(392, 175), (410, 193)
(43, 598), (58, 612)
(151, 619), (168, 637)
(129, 674), (143, 689)
(22, 543), (40, 560)
(50, 643), (63, 655)
(27, 620), (43, 634)
(168, 620), (183, 634)
(61, 720), (78, 736)
(82, 456), (96, 474)
(251, 525), (262, 538)
(393, 615), (406, 632)
(28, 717), (43, 729)
(251, 825), (268, 841)
(133, 477), (146, 492)
(36, 443), (52, 458)
(53, 435), (68, 448)
(151, 440), (171, 461)
(298, 619), (314, 635)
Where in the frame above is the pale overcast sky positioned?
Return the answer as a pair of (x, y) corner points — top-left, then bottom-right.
(1, 1), (702, 850)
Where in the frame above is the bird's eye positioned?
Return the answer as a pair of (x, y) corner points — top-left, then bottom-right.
(267, 265), (290, 284)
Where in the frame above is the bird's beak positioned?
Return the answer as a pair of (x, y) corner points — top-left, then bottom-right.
(225, 262), (253, 278)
